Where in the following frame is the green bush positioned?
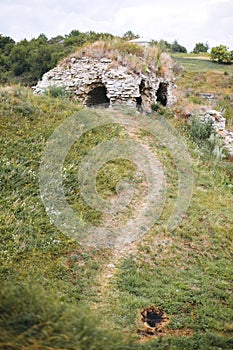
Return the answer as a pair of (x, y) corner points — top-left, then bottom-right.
(187, 115), (226, 159)
(13, 100), (38, 117)
(45, 85), (69, 98)
(210, 45), (233, 64)
(151, 102), (173, 117)
(192, 42), (209, 54)
(188, 115), (214, 141)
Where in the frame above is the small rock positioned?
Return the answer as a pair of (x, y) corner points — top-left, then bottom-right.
(107, 263), (115, 269)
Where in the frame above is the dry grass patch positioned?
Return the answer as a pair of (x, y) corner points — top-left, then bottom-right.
(62, 39), (174, 78)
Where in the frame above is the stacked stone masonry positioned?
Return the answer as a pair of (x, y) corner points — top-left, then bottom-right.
(201, 109), (233, 156)
(33, 56), (176, 112)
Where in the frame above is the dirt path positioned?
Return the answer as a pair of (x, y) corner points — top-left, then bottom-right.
(91, 125), (164, 310)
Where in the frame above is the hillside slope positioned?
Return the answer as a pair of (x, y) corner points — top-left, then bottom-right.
(0, 62), (233, 350)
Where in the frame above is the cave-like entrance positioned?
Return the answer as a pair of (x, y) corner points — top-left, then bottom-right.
(86, 84), (110, 107)
(156, 82), (168, 106)
(136, 80), (145, 110)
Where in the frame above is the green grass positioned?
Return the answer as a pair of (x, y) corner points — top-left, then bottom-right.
(0, 83), (233, 350)
(172, 53), (233, 74)
(86, 127), (233, 348)
(172, 53), (233, 129)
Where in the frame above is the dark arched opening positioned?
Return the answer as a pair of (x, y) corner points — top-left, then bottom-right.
(86, 85), (110, 107)
(156, 82), (168, 106)
(136, 96), (142, 106)
(136, 80), (145, 110)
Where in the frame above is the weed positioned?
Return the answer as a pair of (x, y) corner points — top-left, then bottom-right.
(187, 114), (214, 141)
(186, 115), (226, 159)
(188, 95), (205, 105)
(62, 39), (174, 77)
(217, 99), (233, 128)
(45, 85), (69, 98)
(0, 85), (232, 350)
(151, 102), (174, 118)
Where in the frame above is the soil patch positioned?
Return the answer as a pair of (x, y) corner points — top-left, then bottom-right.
(138, 306), (169, 336)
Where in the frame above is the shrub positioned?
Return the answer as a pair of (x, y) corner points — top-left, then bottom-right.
(13, 100), (38, 117)
(45, 85), (69, 98)
(151, 102), (173, 118)
(192, 42), (209, 54)
(210, 45), (233, 64)
(187, 115), (226, 159)
(188, 115), (214, 141)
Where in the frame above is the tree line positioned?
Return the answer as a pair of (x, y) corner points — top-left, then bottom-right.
(0, 30), (232, 86)
(0, 30), (114, 86)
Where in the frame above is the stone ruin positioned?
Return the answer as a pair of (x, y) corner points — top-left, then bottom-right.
(33, 49), (176, 112)
(33, 45), (233, 156)
(200, 109), (233, 156)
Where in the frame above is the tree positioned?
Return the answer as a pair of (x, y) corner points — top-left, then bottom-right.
(48, 35), (64, 44)
(210, 45), (232, 63)
(122, 31), (139, 41)
(0, 34), (15, 51)
(157, 39), (171, 51)
(193, 42), (209, 53)
(9, 40), (30, 76)
(0, 29), (116, 85)
(171, 40), (187, 53)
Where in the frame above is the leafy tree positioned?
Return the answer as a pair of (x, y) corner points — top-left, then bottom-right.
(157, 39), (171, 51)
(0, 34), (15, 51)
(210, 45), (233, 63)
(64, 30), (113, 47)
(48, 35), (65, 44)
(171, 40), (187, 53)
(193, 42), (209, 53)
(9, 40), (30, 76)
(122, 30), (139, 41)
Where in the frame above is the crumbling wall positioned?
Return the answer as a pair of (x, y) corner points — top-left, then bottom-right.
(33, 56), (176, 111)
(200, 109), (233, 156)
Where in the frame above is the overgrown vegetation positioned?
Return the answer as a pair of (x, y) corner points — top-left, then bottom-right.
(186, 115), (226, 159)
(62, 39), (174, 77)
(172, 53), (233, 129)
(0, 30), (114, 86)
(1, 34), (233, 350)
(0, 83), (233, 349)
(0, 30), (192, 86)
(2, 25), (232, 89)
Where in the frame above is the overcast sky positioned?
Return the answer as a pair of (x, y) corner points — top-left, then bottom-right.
(0, 0), (232, 52)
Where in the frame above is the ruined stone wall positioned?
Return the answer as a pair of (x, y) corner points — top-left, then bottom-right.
(201, 109), (233, 156)
(33, 56), (176, 111)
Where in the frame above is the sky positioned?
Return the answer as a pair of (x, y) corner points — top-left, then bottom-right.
(0, 0), (232, 52)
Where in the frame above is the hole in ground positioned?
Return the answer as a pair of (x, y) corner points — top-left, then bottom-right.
(138, 306), (169, 337)
(144, 309), (163, 327)
(141, 306), (165, 328)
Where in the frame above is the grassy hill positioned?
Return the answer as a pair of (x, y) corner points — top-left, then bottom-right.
(0, 54), (233, 349)
(172, 53), (233, 130)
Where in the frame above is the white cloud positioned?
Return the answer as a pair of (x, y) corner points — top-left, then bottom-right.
(0, 0), (232, 51)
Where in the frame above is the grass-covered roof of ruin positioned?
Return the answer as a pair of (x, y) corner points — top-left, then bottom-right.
(61, 39), (174, 78)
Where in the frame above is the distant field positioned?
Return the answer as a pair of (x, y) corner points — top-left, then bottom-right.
(172, 53), (233, 74)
